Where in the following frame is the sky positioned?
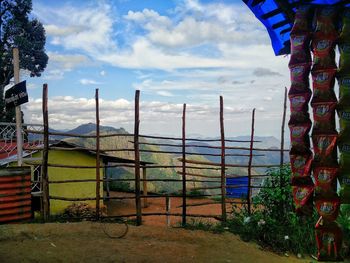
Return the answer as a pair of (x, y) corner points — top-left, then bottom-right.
(19, 0), (291, 138)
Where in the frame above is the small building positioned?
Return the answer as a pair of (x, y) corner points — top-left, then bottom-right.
(1, 141), (150, 215)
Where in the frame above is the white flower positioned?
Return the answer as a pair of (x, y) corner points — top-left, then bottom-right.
(284, 235), (289, 240)
(257, 219), (266, 226)
(243, 217), (251, 224)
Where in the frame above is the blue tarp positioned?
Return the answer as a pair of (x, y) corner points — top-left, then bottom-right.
(226, 177), (249, 198)
(243, 0), (350, 56)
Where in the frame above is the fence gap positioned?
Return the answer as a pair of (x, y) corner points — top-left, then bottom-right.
(41, 83), (50, 221)
(134, 90), (142, 225)
(247, 108), (256, 215)
(142, 167), (148, 208)
(95, 88), (101, 219)
(182, 103), (187, 226)
(220, 96), (226, 222)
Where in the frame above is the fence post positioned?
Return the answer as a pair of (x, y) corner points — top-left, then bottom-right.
(280, 87), (287, 168)
(41, 84), (50, 221)
(247, 108), (256, 215)
(95, 88), (101, 219)
(220, 96), (226, 222)
(166, 194), (171, 227)
(134, 90), (142, 225)
(182, 103), (187, 226)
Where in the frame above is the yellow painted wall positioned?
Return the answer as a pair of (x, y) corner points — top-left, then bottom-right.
(33, 150), (104, 215)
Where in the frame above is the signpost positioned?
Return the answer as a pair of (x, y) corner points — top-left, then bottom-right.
(5, 81), (28, 108)
(9, 48), (27, 166)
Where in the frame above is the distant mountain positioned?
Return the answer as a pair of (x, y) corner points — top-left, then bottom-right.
(30, 123), (288, 194)
(67, 123), (126, 135)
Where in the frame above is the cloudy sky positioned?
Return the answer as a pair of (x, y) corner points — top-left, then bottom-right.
(21, 0), (291, 138)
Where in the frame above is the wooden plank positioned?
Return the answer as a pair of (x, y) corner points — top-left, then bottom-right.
(247, 109), (256, 215)
(95, 89), (100, 219)
(41, 84), (50, 221)
(220, 96), (226, 222)
(134, 90), (142, 226)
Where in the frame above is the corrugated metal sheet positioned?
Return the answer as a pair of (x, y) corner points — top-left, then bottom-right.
(0, 167), (32, 223)
(243, 0), (350, 55)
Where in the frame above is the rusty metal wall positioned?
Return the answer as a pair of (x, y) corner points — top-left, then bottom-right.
(0, 167), (32, 223)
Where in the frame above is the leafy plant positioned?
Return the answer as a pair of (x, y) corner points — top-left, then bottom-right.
(227, 165), (317, 256)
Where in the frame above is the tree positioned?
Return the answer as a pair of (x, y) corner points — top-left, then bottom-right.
(1, 0), (48, 122)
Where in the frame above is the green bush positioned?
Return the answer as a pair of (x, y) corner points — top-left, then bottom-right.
(226, 165), (317, 256)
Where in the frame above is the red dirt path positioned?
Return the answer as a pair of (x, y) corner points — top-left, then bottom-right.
(105, 191), (236, 226)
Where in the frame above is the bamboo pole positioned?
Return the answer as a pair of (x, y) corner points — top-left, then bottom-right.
(95, 89), (100, 219)
(247, 109), (256, 215)
(142, 167), (148, 208)
(134, 90), (142, 225)
(41, 84), (50, 221)
(220, 96), (227, 222)
(182, 103), (187, 226)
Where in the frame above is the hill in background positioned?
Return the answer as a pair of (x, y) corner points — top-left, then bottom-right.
(48, 123), (287, 195)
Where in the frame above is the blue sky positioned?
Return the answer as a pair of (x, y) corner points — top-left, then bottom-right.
(21, 0), (291, 138)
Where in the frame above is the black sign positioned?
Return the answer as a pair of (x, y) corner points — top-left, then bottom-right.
(5, 81), (28, 109)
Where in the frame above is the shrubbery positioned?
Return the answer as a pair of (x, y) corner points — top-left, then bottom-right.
(226, 166), (318, 256)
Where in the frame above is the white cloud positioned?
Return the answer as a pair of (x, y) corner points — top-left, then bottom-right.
(48, 52), (90, 71)
(23, 95), (260, 136)
(100, 70), (106, 76)
(79, 79), (102, 85)
(156, 91), (174, 97)
(36, 3), (116, 54)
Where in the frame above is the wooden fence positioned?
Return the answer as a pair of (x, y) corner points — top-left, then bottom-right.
(23, 84), (289, 226)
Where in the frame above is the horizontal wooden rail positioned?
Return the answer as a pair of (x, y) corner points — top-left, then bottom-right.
(26, 162), (222, 170)
(48, 178), (220, 184)
(178, 158), (286, 168)
(136, 141), (287, 152)
(137, 134), (261, 143)
(103, 212), (222, 220)
(176, 171), (220, 179)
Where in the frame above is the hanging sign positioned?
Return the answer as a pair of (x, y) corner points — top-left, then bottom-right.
(5, 81), (28, 109)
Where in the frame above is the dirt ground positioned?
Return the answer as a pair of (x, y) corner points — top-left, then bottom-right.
(0, 222), (312, 263)
(0, 192), (331, 262)
(106, 192), (233, 226)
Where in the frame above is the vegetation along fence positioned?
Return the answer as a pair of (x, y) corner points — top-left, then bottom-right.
(1, 85), (290, 226)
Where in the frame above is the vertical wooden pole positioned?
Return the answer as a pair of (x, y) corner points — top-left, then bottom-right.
(134, 90), (142, 225)
(220, 96), (226, 222)
(95, 89), (101, 219)
(142, 167), (148, 208)
(166, 194), (171, 227)
(247, 109), (256, 215)
(105, 166), (110, 199)
(41, 84), (50, 221)
(13, 48), (23, 166)
(182, 103), (187, 226)
(280, 87), (287, 168)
